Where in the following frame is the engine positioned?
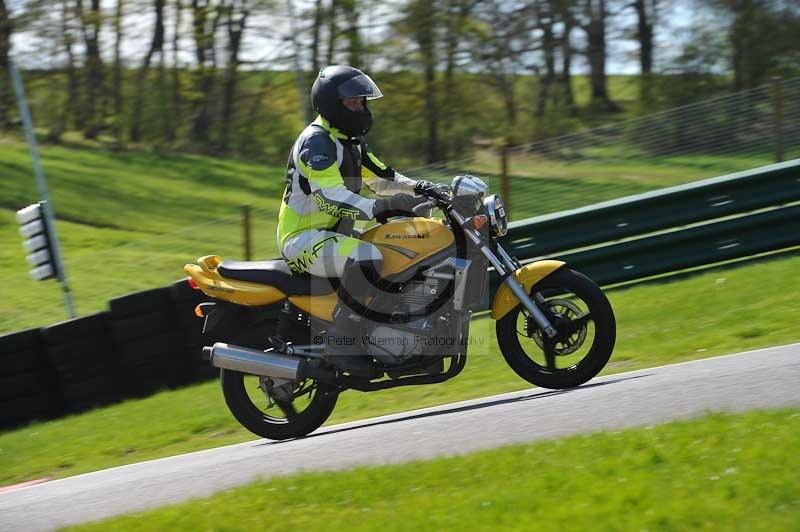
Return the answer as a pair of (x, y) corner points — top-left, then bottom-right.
(364, 324), (425, 365)
(364, 280), (443, 365)
(401, 279), (441, 314)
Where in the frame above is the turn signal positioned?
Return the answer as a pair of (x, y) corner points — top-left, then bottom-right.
(466, 215), (488, 231)
(195, 302), (216, 319)
(187, 277), (199, 290)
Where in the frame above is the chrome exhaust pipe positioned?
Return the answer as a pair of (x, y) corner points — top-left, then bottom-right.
(208, 342), (302, 380)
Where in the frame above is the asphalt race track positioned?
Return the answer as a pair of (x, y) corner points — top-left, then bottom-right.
(2, 343), (799, 530)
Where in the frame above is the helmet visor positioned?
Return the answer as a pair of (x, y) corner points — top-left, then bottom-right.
(337, 74), (383, 100)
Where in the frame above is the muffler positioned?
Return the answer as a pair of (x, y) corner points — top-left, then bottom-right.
(206, 342), (302, 380)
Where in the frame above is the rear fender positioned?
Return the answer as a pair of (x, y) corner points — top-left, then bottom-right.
(184, 255), (286, 306)
(491, 260), (566, 320)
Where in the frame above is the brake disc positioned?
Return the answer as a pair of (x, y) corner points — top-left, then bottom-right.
(527, 298), (588, 356)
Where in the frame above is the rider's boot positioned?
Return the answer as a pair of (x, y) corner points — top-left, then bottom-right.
(324, 258), (383, 378)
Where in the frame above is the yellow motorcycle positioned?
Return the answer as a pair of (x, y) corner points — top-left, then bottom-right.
(185, 175), (615, 440)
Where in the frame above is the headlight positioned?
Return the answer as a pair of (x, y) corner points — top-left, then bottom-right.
(484, 194), (507, 237)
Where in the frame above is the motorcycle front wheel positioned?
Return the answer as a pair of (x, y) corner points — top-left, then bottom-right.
(221, 369), (338, 440)
(496, 268), (616, 389)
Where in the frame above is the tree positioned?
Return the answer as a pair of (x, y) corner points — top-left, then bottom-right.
(470, 0), (534, 133)
(578, 0), (619, 110)
(632, 0), (656, 103)
(406, 0), (441, 163)
(46, 0), (82, 139)
(219, 0), (250, 152)
(535, 0), (557, 118)
(556, 0), (576, 115)
(729, 0), (799, 89)
(442, 0), (474, 159)
(309, 0), (324, 75)
(168, 0), (184, 141)
(77, 0), (105, 139)
(326, 0), (337, 64)
(339, 0), (362, 66)
(111, 0), (125, 145)
(0, 0), (12, 129)
(697, 0), (800, 90)
(189, 0), (223, 145)
(130, 0), (166, 142)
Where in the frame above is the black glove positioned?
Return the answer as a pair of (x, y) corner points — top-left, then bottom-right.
(374, 194), (428, 223)
(414, 180), (449, 197)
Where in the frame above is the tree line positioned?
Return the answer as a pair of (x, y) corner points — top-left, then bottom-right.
(0, 0), (798, 164)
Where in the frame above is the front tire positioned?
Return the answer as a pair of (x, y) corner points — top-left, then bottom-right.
(221, 369), (338, 440)
(496, 268), (615, 389)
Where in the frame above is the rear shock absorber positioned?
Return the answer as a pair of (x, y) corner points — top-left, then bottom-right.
(270, 301), (312, 351)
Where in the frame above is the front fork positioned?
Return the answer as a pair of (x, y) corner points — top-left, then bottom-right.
(453, 213), (557, 338)
(493, 245), (557, 338)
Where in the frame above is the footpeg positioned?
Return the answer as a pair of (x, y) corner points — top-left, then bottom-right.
(269, 336), (290, 353)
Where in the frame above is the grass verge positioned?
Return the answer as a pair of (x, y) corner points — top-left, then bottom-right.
(65, 408), (800, 531)
(1, 254), (798, 486)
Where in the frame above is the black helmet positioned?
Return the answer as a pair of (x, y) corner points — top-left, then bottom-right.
(311, 65), (383, 137)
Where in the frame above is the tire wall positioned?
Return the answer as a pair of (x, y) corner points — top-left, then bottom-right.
(0, 279), (216, 430)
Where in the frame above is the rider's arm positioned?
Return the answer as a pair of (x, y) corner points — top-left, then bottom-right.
(299, 135), (378, 220)
(360, 141), (418, 196)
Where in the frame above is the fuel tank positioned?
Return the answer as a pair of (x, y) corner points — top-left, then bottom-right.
(361, 218), (455, 277)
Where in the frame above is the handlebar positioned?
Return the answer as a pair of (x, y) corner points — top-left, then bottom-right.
(418, 183), (453, 203)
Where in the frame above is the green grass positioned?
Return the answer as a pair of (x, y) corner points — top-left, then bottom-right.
(65, 408), (800, 532)
(0, 138), (286, 332)
(1, 253), (798, 486)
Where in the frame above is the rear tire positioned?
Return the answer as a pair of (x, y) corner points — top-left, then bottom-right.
(497, 268), (615, 389)
(221, 369), (338, 440)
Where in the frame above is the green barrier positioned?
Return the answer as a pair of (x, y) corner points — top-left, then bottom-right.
(486, 204), (800, 303)
(557, 205), (800, 285)
(484, 160), (800, 305)
(503, 160), (800, 259)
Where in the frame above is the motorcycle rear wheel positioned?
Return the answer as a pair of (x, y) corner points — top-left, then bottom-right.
(220, 369), (338, 440)
(496, 268), (615, 389)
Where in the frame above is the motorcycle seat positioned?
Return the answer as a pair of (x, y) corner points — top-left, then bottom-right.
(217, 260), (336, 295)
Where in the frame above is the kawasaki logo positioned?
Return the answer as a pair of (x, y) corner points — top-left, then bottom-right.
(386, 233), (426, 239)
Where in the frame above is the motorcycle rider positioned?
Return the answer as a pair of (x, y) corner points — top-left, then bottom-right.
(278, 65), (439, 375)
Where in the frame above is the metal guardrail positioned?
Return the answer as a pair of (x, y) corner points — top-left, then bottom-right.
(486, 159), (800, 295)
(559, 204), (800, 285)
(503, 160), (800, 260)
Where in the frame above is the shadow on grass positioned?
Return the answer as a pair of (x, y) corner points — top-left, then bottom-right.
(255, 373), (652, 447)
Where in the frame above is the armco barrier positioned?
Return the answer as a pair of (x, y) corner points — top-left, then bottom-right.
(504, 160), (800, 260)
(499, 160), (800, 287)
(560, 204), (800, 285)
(2, 160), (798, 429)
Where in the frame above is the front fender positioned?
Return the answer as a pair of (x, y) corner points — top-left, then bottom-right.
(491, 260), (566, 320)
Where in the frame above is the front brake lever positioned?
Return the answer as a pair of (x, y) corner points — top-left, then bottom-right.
(412, 200), (435, 215)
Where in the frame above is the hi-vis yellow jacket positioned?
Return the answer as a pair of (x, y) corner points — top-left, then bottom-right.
(277, 115), (417, 247)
